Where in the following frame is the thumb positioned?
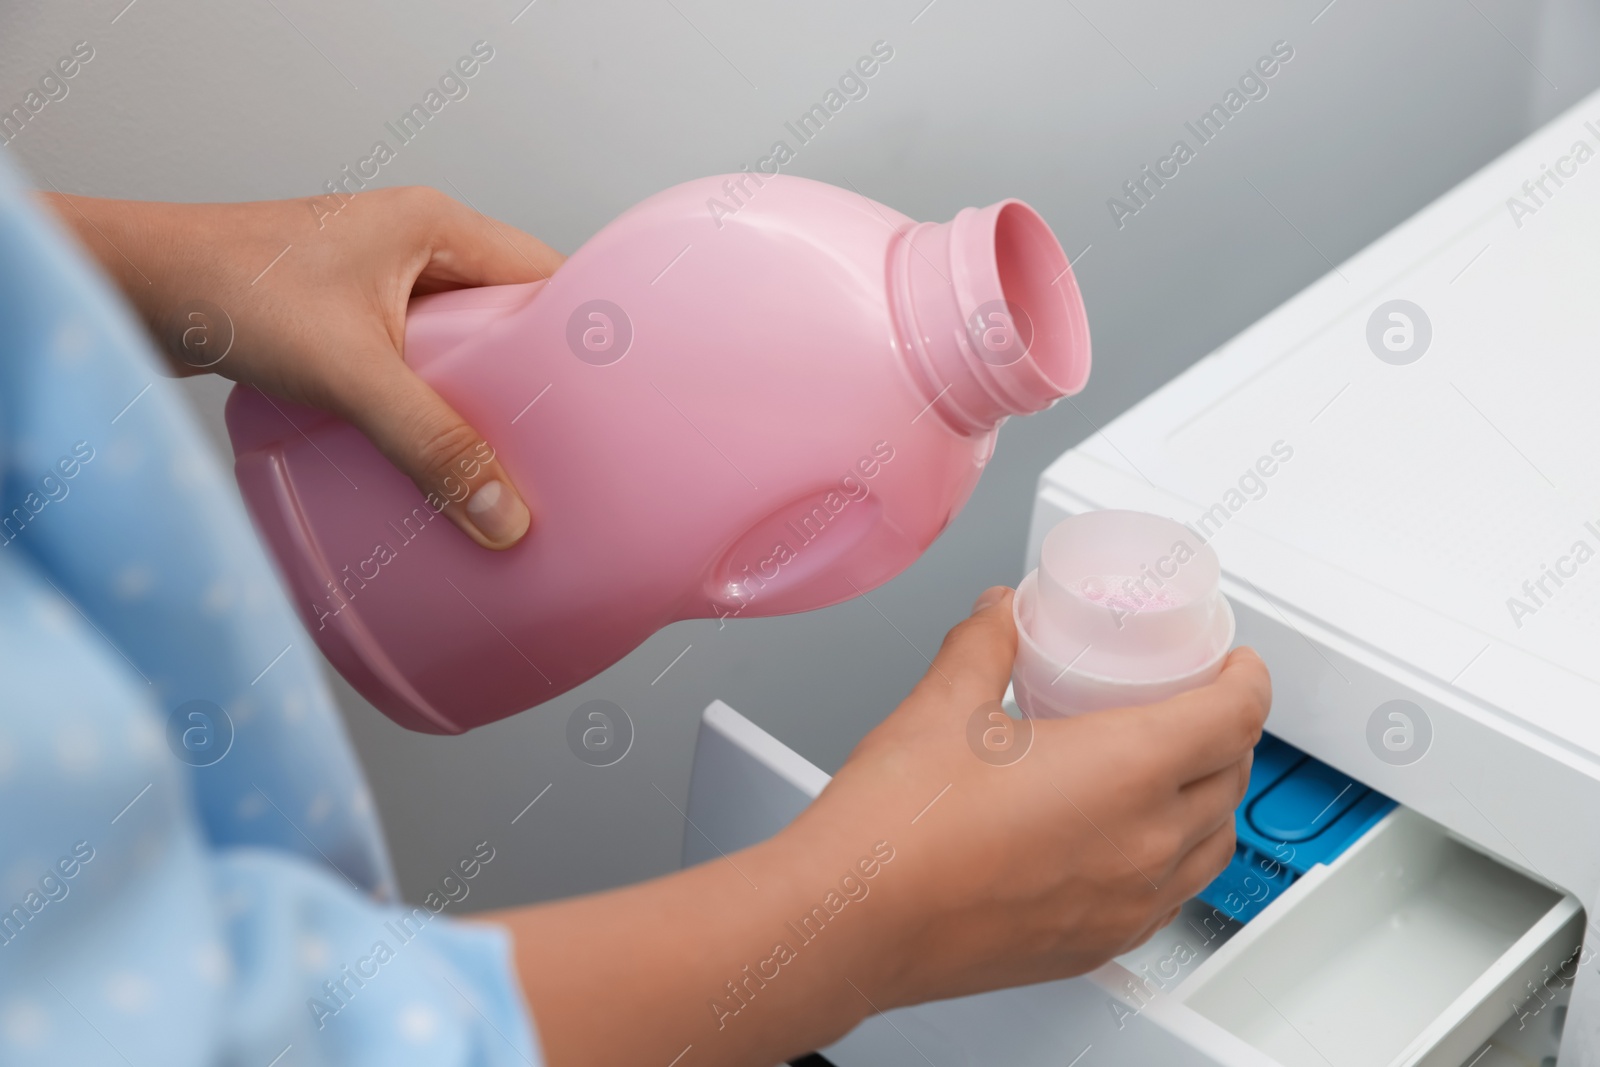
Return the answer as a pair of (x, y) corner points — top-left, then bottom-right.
(413, 187), (566, 292)
(349, 355), (532, 550)
(917, 586), (1018, 708)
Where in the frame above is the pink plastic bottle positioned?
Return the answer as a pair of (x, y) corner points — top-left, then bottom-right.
(227, 174), (1091, 733)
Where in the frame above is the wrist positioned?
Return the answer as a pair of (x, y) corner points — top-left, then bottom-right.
(730, 830), (889, 1038)
(752, 807), (922, 1021)
(491, 828), (883, 1066)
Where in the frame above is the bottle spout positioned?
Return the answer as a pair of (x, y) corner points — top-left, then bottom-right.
(891, 200), (1091, 434)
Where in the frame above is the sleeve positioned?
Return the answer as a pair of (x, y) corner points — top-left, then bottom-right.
(0, 145), (542, 1065)
(0, 556), (541, 1067)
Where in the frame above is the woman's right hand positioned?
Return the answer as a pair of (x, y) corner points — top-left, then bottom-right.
(785, 586), (1272, 1010)
(496, 586), (1270, 1067)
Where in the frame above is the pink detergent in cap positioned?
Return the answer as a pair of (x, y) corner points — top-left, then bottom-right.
(1012, 510), (1235, 718)
(227, 174), (1091, 733)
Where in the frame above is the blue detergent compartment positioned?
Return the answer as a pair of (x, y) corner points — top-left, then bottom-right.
(1197, 732), (1395, 925)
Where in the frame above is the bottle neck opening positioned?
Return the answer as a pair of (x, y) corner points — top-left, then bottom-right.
(890, 200), (1091, 435)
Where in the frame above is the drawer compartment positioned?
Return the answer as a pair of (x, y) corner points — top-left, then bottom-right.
(1175, 808), (1583, 1067)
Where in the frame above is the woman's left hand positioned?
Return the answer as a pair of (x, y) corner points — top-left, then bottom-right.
(42, 185), (564, 549)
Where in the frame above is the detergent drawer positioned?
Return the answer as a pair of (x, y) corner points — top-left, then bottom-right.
(682, 700), (1585, 1067)
(1167, 807), (1583, 1067)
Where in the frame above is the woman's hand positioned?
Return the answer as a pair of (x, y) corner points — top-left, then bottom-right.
(793, 586), (1271, 1009)
(42, 186), (563, 549)
(490, 588), (1270, 1066)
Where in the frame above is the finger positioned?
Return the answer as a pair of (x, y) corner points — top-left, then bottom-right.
(1130, 648), (1272, 788)
(1236, 745), (1254, 804)
(341, 351), (532, 550)
(416, 187), (565, 290)
(1173, 757), (1248, 852)
(1162, 818), (1239, 907)
(912, 586), (1018, 710)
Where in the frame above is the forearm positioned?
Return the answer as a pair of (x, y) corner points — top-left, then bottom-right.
(37, 192), (243, 381)
(482, 828), (898, 1066)
(38, 193), (169, 313)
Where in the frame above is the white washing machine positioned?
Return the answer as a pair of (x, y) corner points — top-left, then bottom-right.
(681, 81), (1600, 1067)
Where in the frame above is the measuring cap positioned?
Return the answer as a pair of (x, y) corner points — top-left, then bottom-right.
(1012, 510), (1235, 717)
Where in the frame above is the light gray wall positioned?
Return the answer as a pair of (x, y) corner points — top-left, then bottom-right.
(5, 0), (1597, 911)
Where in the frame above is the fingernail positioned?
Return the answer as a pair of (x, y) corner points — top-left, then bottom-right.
(465, 480), (530, 545)
(971, 586), (1009, 614)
